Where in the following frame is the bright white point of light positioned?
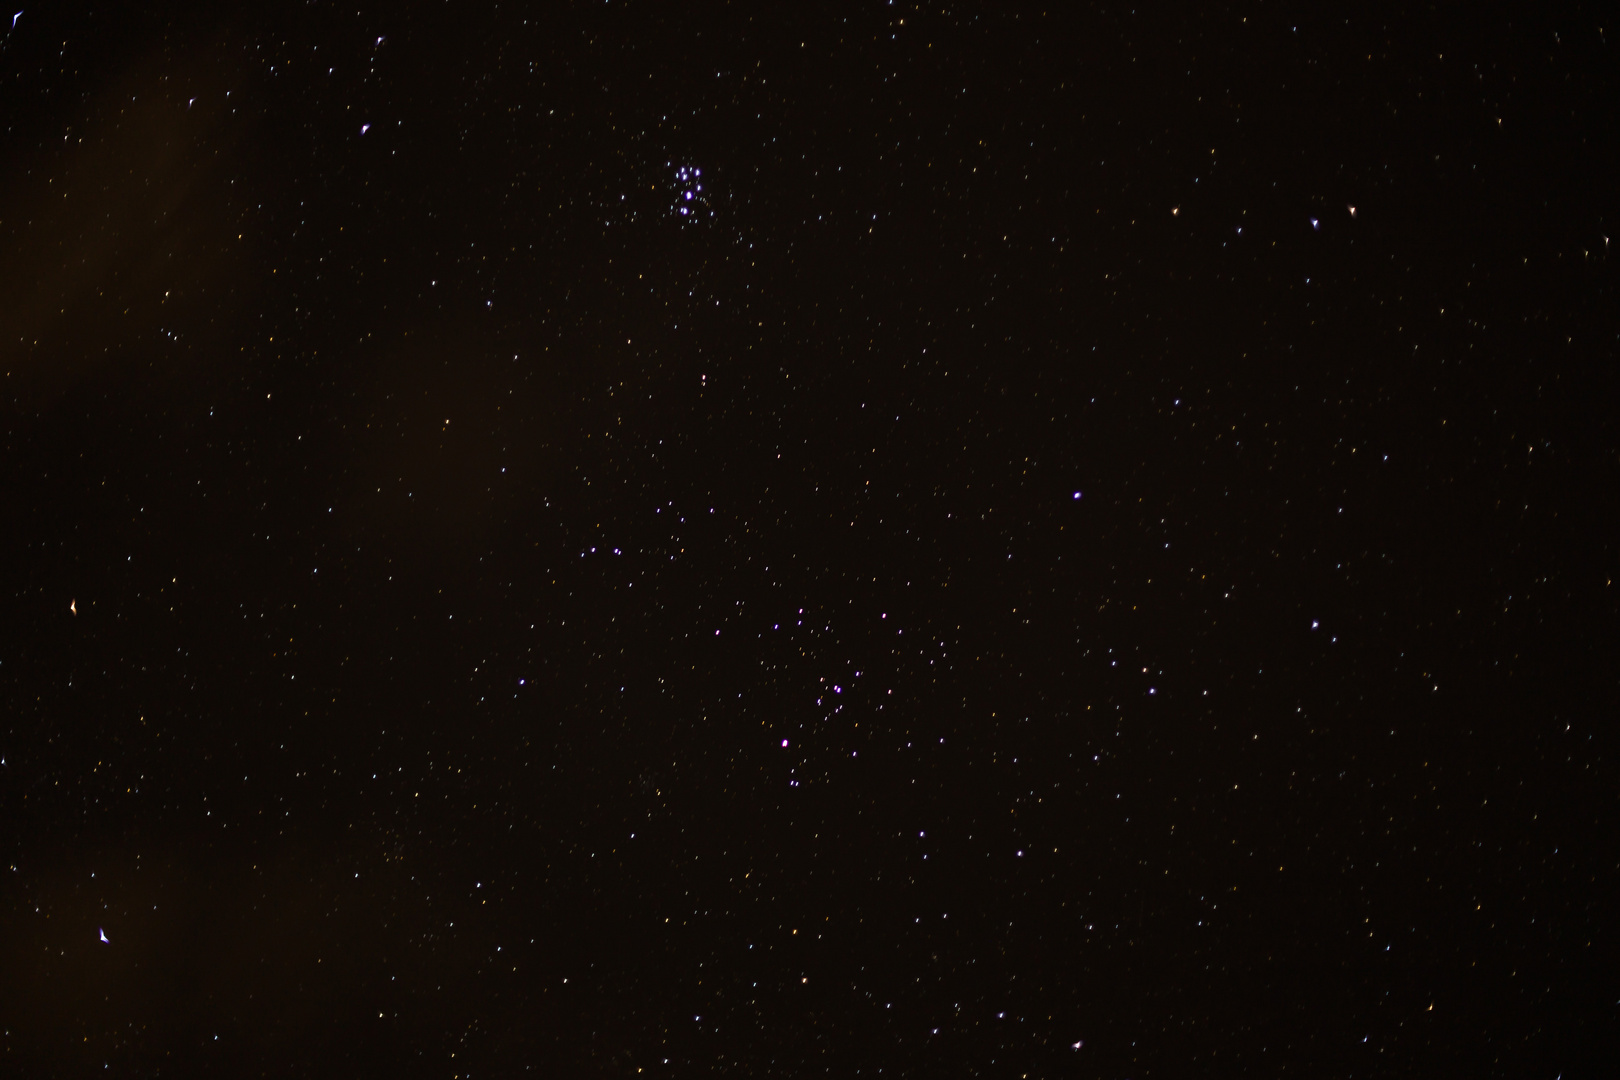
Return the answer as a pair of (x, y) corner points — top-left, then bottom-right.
(11, 13), (20, 30)
(99, 929), (109, 943)
(1347, 204), (1357, 217)
(782, 739), (789, 747)
(1311, 620), (1320, 629)
(1073, 491), (1082, 499)
(1310, 218), (1320, 229)
(1072, 1040), (1084, 1049)
(360, 124), (371, 135)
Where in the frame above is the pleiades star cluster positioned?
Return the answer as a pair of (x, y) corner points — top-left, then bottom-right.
(1, 2), (1615, 1076)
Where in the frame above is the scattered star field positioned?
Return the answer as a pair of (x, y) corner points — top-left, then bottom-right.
(1, 2), (1615, 1076)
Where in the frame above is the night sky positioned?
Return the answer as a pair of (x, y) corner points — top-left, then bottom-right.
(2, 3), (1616, 1076)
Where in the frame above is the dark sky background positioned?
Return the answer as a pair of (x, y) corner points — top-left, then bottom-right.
(2, 2), (1616, 1076)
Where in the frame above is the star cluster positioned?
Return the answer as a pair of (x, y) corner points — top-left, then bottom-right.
(0, 3), (1615, 1076)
